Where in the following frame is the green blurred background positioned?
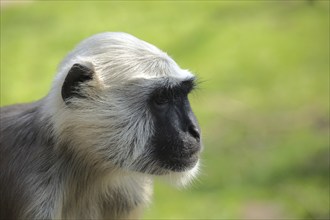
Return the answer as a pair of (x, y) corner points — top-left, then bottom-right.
(1, 1), (329, 219)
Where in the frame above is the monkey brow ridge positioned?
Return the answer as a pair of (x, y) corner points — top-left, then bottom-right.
(151, 77), (196, 97)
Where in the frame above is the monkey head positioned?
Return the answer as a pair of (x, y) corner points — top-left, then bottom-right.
(44, 32), (202, 185)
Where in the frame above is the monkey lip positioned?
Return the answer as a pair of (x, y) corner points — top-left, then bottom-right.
(177, 148), (200, 159)
(163, 150), (200, 172)
(168, 156), (199, 172)
(151, 139), (201, 172)
(174, 152), (199, 163)
(170, 143), (201, 161)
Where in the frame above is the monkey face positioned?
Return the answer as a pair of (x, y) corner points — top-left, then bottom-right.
(56, 33), (202, 180)
(60, 64), (201, 177)
(147, 79), (201, 173)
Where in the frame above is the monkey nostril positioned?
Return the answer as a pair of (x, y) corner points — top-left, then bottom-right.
(188, 125), (200, 141)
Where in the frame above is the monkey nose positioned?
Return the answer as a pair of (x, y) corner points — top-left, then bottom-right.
(188, 125), (200, 142)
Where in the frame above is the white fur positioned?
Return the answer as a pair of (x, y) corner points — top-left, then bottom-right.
(39, 32), (199, 218)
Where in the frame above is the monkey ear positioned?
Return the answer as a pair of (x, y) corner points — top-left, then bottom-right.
(61, 63), (94, 104)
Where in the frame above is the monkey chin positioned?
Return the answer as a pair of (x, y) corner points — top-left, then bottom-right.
(158, 159), (200, 188)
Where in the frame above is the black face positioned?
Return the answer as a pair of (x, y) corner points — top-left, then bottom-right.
(148, 79), (201, 172)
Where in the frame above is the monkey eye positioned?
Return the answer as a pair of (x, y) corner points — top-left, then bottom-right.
(153, 93), (170, 107)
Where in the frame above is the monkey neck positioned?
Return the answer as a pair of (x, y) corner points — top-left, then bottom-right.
(59, 165), (153, 218)
(53, 141), (153, 219)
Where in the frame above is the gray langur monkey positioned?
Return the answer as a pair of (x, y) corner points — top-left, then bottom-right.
(0, 32), (202, 219)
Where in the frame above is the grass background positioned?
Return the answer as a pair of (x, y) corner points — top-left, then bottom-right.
(1, 1), (329, 219)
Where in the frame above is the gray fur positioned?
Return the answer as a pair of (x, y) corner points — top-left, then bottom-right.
(0, 32), (199, 219)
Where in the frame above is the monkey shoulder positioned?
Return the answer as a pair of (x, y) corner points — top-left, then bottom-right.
(0, 100), (55, 174)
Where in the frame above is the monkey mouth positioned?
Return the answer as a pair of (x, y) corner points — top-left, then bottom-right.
(172, 149), (199, 162)
(160, 150), (200, 172)
(169, 158), (199, 172)
(145, 137), (201, 173)
(131, 149), (199, 175)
